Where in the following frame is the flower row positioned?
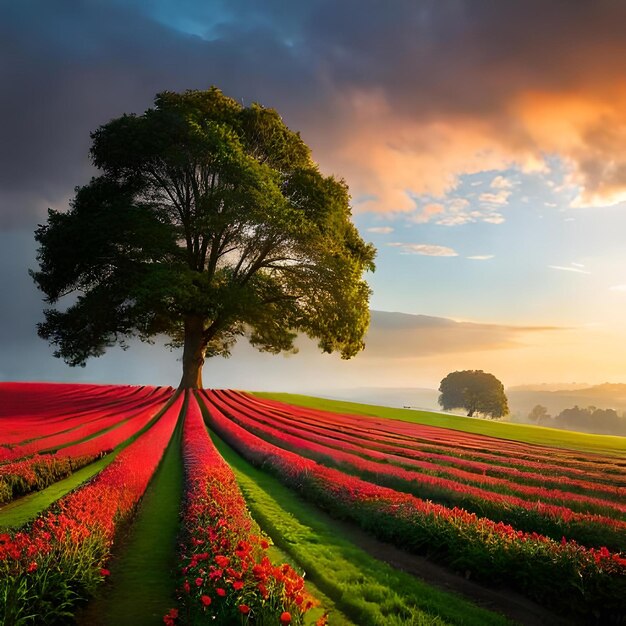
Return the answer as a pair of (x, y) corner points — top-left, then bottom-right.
(0, 384), (158, 445)
(215, 391), (626, 510)
(166, 393), (320, 626)
(222, 390), (626, 498)
(234, 391), (626, 482)
(200, 391), (626, 622)
(0, 392), (182, 624)
(207, 390), (626, 552)
(0, 385), (170, 463)
(0, 453), (97, 504)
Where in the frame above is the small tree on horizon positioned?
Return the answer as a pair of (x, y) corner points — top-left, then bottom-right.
(31, 88), (376, 389)
(438, 370), (509, 418)
(528, 404), (549, 424)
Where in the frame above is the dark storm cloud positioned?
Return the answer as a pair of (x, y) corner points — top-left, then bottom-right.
(0, 0), (319, 228)
(3, 0), (626, 228)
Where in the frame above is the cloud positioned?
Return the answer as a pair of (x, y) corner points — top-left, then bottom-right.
(366, 226), (394, 234)
(490, 175), (514, 189)
(388, 243), (458, 257)
(482, 213), (506, 224)
(436, 215), (473, 226)
(479, 190), (511, 205)
(361, 311), (561, 359)
(467, 255), (494, 260)
(548, 265), (592, 275)
(409, 202), (445, 223)
(609, 285), (626, 292)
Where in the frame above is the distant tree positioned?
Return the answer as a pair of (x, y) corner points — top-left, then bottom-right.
(553, 405), (624, 435)
(554, 405), (590, 430)
(591, 408), (622, 434)
(438, 370), (509, 418)
(528, 404), (549, 424)
(31, 88), (376, 389)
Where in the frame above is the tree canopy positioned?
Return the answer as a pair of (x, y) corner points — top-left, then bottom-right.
(31, 88), (376, 388)
(528, 404), (549, 423)
(438, 370), (509, 418)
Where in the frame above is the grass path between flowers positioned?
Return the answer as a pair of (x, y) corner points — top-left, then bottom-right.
(0, 394), (178, 530)
(77, 397), (185, 626)
(211, 431), (513, 626)
(253, 393), (626, 457)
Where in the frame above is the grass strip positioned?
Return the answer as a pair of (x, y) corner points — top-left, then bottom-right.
(212, 431), (512, 626)
(253, 393), (626, 457)
(265, 542), (355, 626)
(81, 397), (185, 626)
(0, 394), (178, 529)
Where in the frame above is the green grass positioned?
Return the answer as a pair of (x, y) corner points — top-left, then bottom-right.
(212, 432), (513, 626)
(80, 398), (185, 626)
(253, 393), (626, 457)
(265, 540), (355, 626)
(0, 455), (115, 530)
(0, 393), (180, 530)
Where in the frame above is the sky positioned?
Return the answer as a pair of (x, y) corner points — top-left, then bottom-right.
(2, 0), (626, 392)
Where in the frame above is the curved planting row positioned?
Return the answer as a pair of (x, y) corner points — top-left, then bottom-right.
(200, 391), (626, 622)
(207, 390), (626, 551)
(167, 393), (320, 626)
(0, 454), (97, 505)
(0, 385), (171, 463)
(0, 394), (171, 505)
(216, 391), (626, 511)
(0, 384), (160, 446)
(0, 392), (183, 624)
(0, 383), (142, 423)
(225, 391), (626, 499)
(241, 392), (626, 483)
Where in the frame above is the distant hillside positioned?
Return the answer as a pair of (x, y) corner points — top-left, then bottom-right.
(507, 383), (626, 418)
(508, 383), (592, 392)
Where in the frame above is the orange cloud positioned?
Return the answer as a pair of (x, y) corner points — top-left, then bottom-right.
(303, 16), (626, 217)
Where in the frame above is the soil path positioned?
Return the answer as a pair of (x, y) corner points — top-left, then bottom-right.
(327, 515), (575, 626)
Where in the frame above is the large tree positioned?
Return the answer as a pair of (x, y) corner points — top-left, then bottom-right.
(438, 370), (509, 418)
(31, 88), (376, 388)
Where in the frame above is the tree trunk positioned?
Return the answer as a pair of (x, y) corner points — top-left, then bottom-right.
(467, 408), (475, 417)
(179, 314), (206, 389)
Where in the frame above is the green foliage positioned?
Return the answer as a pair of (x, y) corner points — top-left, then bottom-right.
(31, 88), (375, 384)
(438, 370), (509, 418)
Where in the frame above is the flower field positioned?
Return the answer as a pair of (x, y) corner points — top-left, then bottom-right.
(1, 382), (624, 625)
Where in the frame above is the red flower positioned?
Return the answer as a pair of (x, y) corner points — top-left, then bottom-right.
(280, 611), (292, 624)
(27, 562), (38, 573)
(163, 607), (178, 625)
(239, 604), (250, 614)
(200, 595), (212, 607)
(100, 568), (110, 576)
(215, 555), (230, 568)
(233, 581), (244, 590)
(216, 588), (226, 597)
(195, 577), (203, 587)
